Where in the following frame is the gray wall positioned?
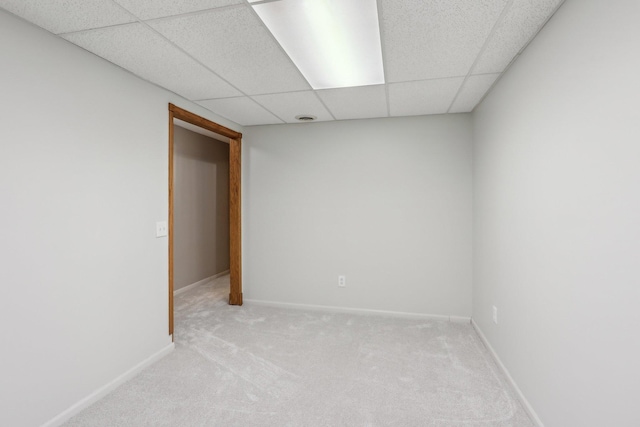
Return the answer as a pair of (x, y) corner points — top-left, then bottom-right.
(0, 10), (241, 427)
(243, 114), (473, 317)
(174, 126), (229, 290)
(473, 0), (640, 425)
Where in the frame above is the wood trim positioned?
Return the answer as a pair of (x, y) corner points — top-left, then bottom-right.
(168, 104), (243, 336)
(168, 108), (175, 337)
(169, 103), (242, 140)
(229, 137), (243, 306)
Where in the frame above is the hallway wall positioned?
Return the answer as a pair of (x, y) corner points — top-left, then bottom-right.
(174, 126), (229, 291)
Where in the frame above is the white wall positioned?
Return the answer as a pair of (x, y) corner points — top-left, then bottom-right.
(243, 115), (473, 317)
(0, 11), (241, 427)
(473, 0), (640, 425)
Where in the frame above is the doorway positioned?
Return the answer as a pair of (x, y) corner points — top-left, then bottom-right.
(168, 103), (242, 336)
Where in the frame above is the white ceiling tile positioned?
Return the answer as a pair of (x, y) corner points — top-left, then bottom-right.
(198, 97), (283, 126)
(1, 0), (563, 124)
(317, 85), (388, 121)
(148, 6), (311, 95)
(388, 78), (464, 117)
(63, 24), (240, 100)
(112, 0), (242, 21)
(473, 0), (565, 74)
(0, 0), (135, 34)
(449, 74), (500, 113)
(252, 91), (333, 124)
(380, 0), (508, 82)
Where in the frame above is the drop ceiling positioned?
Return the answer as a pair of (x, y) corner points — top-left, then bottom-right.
(0, 0), (565, 126)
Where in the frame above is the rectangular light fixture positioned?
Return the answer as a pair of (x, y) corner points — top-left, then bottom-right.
(250, 0), (385, 90)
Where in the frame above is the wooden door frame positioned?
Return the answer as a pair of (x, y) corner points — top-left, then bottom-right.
(168, 103), (243, 336)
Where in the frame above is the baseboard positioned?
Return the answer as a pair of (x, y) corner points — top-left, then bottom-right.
(41, 342), (175, 427)
(450, 315), (472, 324)
(471, 319), (544, 427)
(244, 299), (471, 323)
(174, 270), (229, 296)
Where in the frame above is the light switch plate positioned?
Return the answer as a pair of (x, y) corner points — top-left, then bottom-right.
(156, 221), (168, 238)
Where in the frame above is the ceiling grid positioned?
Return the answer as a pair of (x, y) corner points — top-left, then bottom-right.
(445, 0), (516, 114)
(0, 0), (566, 125)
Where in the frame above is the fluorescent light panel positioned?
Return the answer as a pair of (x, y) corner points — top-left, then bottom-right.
(251, 0), (385, 90)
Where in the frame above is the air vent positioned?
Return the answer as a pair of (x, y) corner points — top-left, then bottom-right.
(295, 115), (317, 122)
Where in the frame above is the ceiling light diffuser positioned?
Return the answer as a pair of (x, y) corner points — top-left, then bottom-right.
(250, 0), (385, 90)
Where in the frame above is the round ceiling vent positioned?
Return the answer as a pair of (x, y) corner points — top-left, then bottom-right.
(295, 115), (317, 122)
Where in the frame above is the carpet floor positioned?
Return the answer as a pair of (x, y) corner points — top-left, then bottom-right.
(64, 275), (533, 426)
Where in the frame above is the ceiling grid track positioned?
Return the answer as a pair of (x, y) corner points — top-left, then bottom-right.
(248, 95), (290, 124)
(107, 0), (290, 125)
(312, 92), (338, 122)
(106, 1), (253, 101)
(1, 0), (568, 125)
(445, 0), (516, 114)
(243, 0), (313, 91)
(243, 0), (334, 122)
(145, 0), (320, 124)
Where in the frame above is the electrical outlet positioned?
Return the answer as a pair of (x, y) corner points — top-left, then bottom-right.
(492, 305), (498, 324)
(156, 221), (168, 238)
(338, 275), (346, 288)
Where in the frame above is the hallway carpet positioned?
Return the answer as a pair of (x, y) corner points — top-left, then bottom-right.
(64, 275), (533, 426)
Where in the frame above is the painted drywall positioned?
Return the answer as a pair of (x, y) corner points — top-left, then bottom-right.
(243, 115), (473, 317)
(472, 0), (640, 425)
(0, 10), (241, 427)
(174, 125), (229, 291)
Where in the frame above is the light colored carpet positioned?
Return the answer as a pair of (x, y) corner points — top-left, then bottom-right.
(64, 275), (533, 426)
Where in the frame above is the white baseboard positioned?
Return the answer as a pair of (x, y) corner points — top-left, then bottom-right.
(471, 319), (544, 427)
(41, 343), (175, 427)
(244, 298), (471, 323)
(450, 315), (472, 324)
(174, 270), (229, 296)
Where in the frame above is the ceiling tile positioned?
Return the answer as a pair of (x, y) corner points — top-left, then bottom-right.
(63, 23), (241, 100)
(388, 78), (464, 117)
(449, 74), (500, 113)
(0, 0), (135, 34)
(379, 0), (508, 82)
(317, 85), (388, 121)
(113, 0), (242, 21)
(473, 0), (565, 74)
(148, 6), (311, 95)
(198, 97), (283, 126)
(252, 91), (333, 124)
